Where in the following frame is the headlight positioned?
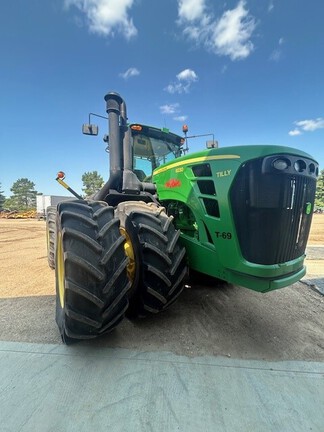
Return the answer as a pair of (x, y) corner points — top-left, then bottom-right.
(273, 158), (289, 170)
(294, 160), (306, 172)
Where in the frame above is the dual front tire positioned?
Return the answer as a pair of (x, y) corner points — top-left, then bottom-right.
(116, 201), (187, 317)
(55, 200), (130, 343)
(53, 200), (187, 343)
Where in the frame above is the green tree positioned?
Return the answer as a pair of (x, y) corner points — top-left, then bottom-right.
(82, 171), (104, 197)
(3, 196), (18, 210)
(9, 178), (37, 210)
(0, 182), (5, 210)
(315, 169), (324, 208)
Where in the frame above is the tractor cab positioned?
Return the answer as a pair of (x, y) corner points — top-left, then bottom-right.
(130, 124), (183, 180)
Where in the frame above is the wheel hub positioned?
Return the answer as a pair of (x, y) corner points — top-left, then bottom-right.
(120, 227), (136, 283)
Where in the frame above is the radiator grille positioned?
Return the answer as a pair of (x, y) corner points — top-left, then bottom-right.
(230, 157), (317, 265)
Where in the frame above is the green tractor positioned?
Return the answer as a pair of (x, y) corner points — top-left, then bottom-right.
(49, 91), (318, 344)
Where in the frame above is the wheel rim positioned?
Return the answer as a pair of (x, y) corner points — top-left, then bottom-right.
(57, 232), (65, 308)
(120, 227), (136, 283)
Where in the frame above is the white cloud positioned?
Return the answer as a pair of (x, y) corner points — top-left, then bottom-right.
(269, 49), (281, 62)
(288, 129), (301, 136)
(173, 115), (188, 122)
(268, 1), (274, 12)
(165, 83), (182, 94)
(160, 103), (187, 121)
(160, 103), (180, 115)
(178, 0), (206, 22)
(269, 37), (284, 62)
(295, 118), (324, 132)
(177, 69), (198, 82)
(211, 1), (256, 60)
(165, 68), (198, 94)
(288, 117), (324, 136)
(64, 0), (137, 39)
(119, 67), (140, 80)
(177, 1), (256, 61)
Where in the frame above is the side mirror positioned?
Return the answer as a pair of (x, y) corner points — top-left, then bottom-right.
(206, 140), (218, 149)
(82, 124), (99, 136)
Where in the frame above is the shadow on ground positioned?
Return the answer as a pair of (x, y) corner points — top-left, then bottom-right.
(1, 280), (323, 362)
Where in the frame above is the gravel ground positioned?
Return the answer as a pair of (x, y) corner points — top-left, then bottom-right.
(0, 217), (323, 361)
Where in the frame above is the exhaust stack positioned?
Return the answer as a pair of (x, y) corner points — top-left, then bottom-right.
(94, 92), (124, 200)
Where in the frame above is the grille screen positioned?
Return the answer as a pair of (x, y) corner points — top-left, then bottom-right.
(230, 158), (317, 264)
(203, 198), (220, 218)
(192, 163), (212, 177)
(197, 180), (216, 195)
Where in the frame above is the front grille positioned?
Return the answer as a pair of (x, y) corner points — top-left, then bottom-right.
(230, 156), (317, 265)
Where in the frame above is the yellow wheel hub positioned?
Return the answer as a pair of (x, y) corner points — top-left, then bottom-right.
(57, 232), (65, 308)
(120, 228), (136, 283)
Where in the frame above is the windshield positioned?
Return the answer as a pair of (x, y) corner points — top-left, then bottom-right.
(131, 125), (183, 179)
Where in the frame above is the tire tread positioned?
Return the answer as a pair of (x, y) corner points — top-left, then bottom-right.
(55, 200), (129, 343)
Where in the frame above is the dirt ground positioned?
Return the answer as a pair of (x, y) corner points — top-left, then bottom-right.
(308, 213), (324, 244)
(304, 214), (324, 275)
(0, 215), (323, 361)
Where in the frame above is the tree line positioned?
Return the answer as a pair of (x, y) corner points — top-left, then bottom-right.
(0, 171), (104, 211)
(0, 169), (324, 211)
(315, 168), (324, 209)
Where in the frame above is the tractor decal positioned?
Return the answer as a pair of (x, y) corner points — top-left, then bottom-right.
(165, 179), (182, 188)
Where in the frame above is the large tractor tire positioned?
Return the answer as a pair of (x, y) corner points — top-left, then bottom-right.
(55, 200), (130, 344)
(116, 201), (188, 317)
(46, 206), (57, 269)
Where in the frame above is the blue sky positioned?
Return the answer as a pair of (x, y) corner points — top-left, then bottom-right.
(1, 0), (323, 197)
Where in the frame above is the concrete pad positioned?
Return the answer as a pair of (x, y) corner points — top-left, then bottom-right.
(0, 341), (323, 432)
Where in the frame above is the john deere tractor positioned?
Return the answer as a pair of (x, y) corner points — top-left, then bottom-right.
(49, 91), (318, 344)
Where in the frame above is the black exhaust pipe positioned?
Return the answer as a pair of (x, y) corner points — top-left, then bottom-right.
(94, 91), (156, 202)
(94, 92), (124, 200)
